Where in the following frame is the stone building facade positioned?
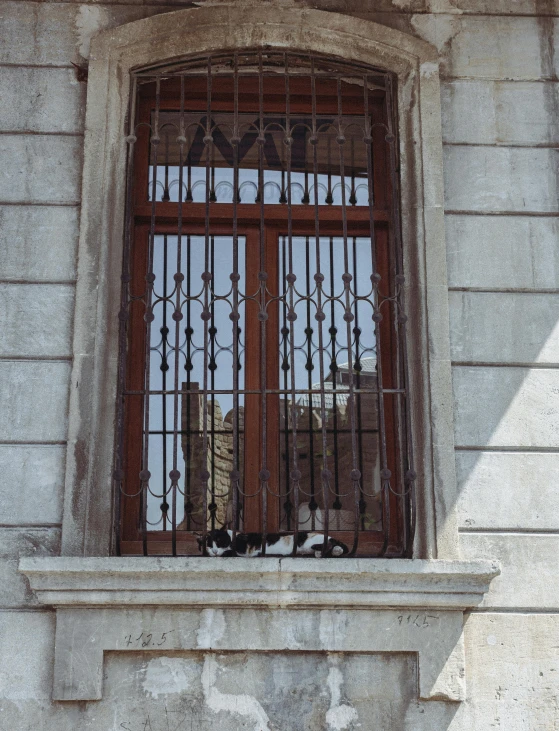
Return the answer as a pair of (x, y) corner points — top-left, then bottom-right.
(1, 0), (558, 729)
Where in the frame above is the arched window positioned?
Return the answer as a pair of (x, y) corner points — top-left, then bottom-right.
(115, 51), (415, 557)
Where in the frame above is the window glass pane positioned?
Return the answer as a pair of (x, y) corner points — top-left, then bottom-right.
(148, 112), (371, 206)
(146, 234), (246, 531)
(277, 236), (381, 532)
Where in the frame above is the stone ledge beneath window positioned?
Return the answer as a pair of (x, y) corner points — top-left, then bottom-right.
(20, 556), (499, 609)
(19, 557), (499, 703)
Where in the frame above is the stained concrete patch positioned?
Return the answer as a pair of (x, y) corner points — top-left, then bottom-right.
(142, 657), (198, 699)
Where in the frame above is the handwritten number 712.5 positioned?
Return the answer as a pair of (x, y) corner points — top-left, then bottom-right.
(124, 631), (174, 648)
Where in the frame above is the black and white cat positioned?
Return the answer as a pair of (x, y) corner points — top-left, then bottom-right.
(198, 529), (348, 558)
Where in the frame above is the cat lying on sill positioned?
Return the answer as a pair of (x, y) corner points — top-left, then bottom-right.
(197, 529), (349, 558)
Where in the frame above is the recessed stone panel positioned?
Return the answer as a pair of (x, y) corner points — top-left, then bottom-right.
(101, 650), (416, 731)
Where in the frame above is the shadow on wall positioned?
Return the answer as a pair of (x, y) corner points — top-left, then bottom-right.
(447, 231), (559, 535)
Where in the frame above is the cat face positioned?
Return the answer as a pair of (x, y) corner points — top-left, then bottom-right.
(197, 529), (233, 556)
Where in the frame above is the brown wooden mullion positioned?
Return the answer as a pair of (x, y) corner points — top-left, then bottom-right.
(122, 224), (150, 542)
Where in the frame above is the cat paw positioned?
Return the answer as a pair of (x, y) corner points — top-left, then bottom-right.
(314, 550), (322, 558)
(331, 545), (343, 556)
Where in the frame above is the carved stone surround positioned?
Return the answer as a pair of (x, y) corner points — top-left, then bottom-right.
(19, 557), (499, 702)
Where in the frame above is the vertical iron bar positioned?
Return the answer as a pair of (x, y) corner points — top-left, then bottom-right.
(336, 74), (360, 556)
(200, 57), (213, 553)
(281, 237), (291, 529)
(352, 236), (365, 529)
(329, 236), (340, 521)
(185, 234), (192, 531)
(305, 235), (315, 529)
(230, 53), (241, 543)
(257, 52), (269, 551)
(161, 235), (168, 531)
(210, 236), (216, 531)
(170, 74), (186, 555)
(285, 53), (300, 555)
(310, 59), (331, 555)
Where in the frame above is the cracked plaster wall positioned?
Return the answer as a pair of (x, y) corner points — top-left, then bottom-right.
(0, 0), (558, 728)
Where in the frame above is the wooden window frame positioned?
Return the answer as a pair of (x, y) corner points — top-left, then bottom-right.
(118, 66), (409, 557)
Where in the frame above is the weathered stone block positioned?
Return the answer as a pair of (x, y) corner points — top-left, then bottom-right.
(445, 214), (559, 289)
(452, 366), (559, 447)
(451, 613), (559, 730)
(0, 445), (64, 525)
(431, 0), (559, 13)
(0, 2), (183, 65)
(0, 135), (82, 204)
(0, 361), (71, 442)
(442, 80), (559, 145)
(0, 528), (60, 607)
(0, 283), (74, 357)
(0, 205), (78, 282)
(0, 611), (54, 699)
(444, 146), (559, 213)
(460, 533), (559, 609)
(456, 451), (559, 530)
(449, 291), (559, 364)
(0, 67), (85, 134)
(411, 15), (552, 80)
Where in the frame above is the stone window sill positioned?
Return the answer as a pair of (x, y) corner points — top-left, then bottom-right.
(20, 556), (499, 609)
(19, 557), (499, 703)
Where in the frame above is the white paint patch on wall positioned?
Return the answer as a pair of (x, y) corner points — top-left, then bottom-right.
(75, 6), (109, 59)
(201, 655), (271, 731)
(196, 608), (226, 649)
(142, 657), (197, 699)
(326, 663), (359, 731)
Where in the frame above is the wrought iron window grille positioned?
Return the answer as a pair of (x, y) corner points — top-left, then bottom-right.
(114, 50), (416, 557)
